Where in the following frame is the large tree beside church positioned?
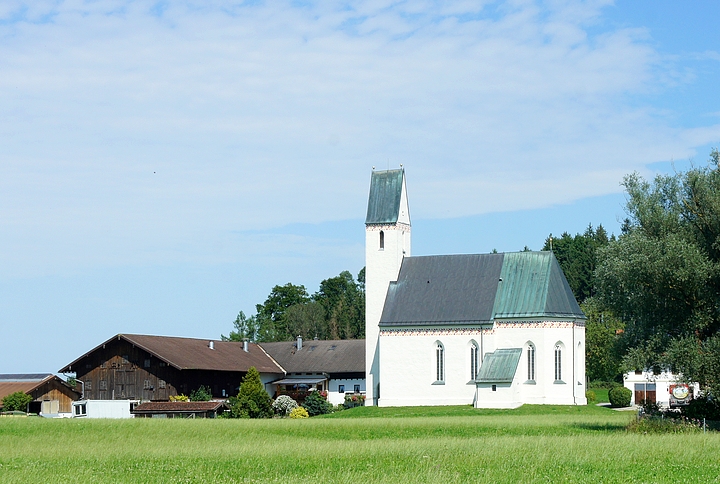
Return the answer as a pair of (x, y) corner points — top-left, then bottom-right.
(595, 149), (720, 395)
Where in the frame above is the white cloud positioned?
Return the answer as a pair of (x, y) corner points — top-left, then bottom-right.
(0, 0), (717, 275)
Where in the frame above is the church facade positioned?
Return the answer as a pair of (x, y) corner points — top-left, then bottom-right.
(365, 169), (587, 408)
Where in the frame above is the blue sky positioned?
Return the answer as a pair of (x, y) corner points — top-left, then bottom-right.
(1, 0), (718, 374)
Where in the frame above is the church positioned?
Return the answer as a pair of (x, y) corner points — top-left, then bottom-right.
(365, 169), (587, 408)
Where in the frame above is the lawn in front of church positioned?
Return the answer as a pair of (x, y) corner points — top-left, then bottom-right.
(1, 405), (718, 483)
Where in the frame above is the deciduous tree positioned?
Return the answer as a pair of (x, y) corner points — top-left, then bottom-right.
(1, 391), (32, 412)
(596, 149), (720, 395)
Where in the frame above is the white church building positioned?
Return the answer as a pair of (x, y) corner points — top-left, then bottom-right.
(365, 169), (587, 408)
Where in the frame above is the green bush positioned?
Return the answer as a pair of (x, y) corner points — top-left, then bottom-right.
(302, 391), (331, 416)
(682, 395), (720, 420)
(1, 392), (32, 412)
(588, 380), (622, 389)
(639, 400), (662, 417)
(228, 367), (274, 418)
(189, 385), (212, 402)
(608, 386), (632, 408)
(585, 390), (596, 403)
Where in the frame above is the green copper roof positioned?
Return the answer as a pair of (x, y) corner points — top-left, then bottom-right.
(475, 348), (522, 383)
(492, 251), (582, 319)
(366, 169), (404, 224)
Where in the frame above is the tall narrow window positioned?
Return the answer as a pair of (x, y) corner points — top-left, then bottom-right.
(379, 230), (385, 250)
(470, 342), (479, 380)
(527, 344), (536, 381)
(435, 342), (445, 382)
(554, 344), (562, 382)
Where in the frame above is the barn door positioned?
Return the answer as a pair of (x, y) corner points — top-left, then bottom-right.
(634, 383), (656, 405)
(645, 384), (656, 404)
(41, 400), (59, 414)
(113, 369), (137, 399)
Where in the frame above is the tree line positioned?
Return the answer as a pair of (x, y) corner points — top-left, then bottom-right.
(222, 269), (365, 342)
(548, 148), (720, 398)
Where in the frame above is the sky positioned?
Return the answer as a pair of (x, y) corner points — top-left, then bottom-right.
(1, 0), (719, 374)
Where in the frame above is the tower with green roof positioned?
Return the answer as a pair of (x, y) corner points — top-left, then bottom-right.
(365, 168), (410, 406)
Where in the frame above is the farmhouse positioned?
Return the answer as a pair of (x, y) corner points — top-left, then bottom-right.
(261, 337), (365, 406)
(59, 334), (367, 408)
(365, 169), (587, 408)
(58, 334), (285, 401)
(0, 373), (80, 416)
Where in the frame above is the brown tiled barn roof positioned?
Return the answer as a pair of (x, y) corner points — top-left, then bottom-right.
(59, 334), (284, 374)
(0, 375), (52, 401)
(0, 374), (77, 402)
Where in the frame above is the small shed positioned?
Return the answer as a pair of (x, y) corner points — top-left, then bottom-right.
(624, 369), (700, 408)
(0, 374), (80, 417)
(132, 401), (229, 418)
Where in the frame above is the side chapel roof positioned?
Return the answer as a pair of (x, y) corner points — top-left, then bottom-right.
(379, 251), (584, 326)
(365, 169), (405, 225)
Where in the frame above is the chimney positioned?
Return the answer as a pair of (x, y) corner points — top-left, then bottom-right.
(208, 341), (214, 350)
(297, 335), (303, 351)
(243, 339), (249, 352)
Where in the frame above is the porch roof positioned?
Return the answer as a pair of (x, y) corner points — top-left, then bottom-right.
(272, 377), (327, 385)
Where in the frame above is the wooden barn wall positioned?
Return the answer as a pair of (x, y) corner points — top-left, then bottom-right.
(29, 380), (79, 413)
(72, 339), (246, 401)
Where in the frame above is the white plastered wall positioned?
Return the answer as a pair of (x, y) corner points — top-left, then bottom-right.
(378, 321), (586, 408)
(493, 322), (586, 406)
(378, 329), (481, 407)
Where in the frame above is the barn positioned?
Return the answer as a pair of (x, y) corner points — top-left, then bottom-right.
(58, 334), (284, 401)
(0, 374), (80, 417)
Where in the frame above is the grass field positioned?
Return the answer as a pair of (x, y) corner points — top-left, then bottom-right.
(1, 405), (719, 483)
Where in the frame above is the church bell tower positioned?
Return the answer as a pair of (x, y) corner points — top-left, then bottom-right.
(365, 168), (411, 405)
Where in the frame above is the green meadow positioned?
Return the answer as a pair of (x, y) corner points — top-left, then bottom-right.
(1, 405), (719, 483)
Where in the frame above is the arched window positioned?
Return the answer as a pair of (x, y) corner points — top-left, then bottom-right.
(379, 230), (385, 250)
(554, 344), (563, 382)
(435, 342), (445, 382)
(527, 343), (536, 382)
(470, 341), (479, 380)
